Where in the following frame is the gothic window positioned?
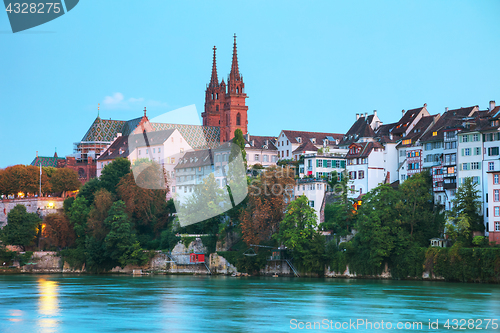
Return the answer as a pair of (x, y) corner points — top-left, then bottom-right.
(212, 93), (214, 100)
(236, 87), (239, 94)
(216, 105), (219, 112)
(236, 113), (241, 126)
(216, 93), (219, 100)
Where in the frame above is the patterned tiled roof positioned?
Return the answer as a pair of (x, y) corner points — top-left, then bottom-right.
(80, 116), (220, 150)
(30, 156), (65, 167)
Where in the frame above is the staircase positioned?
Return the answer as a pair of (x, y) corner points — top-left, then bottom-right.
(285, 259), (300, 277)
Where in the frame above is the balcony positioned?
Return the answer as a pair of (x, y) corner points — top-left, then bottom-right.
(443, 182), (457, 189)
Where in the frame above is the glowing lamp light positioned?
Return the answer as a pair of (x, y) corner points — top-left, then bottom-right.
(47, 202), (54, 208)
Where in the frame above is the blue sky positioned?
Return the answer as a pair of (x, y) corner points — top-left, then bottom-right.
(1, 0), (499, 168)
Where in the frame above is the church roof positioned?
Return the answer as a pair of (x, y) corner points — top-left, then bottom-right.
(30, 155), (65, 167)
(80, 116), (221, 150)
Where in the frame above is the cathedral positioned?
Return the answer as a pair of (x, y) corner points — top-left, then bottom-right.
(202, 34), (248, 142)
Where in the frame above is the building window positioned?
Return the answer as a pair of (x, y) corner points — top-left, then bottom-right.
(495, 190), (499, 202)
(272, 155), (277, 163)
(158, 148), (161, 153)
(236, 113), (241, 126)
(401, 174), (406, 181)
(286, 150), (289, 157)
(496, 222), (500, 231)
(432, 131), (437, 136)
(359, 188), (362, 194)
(474, 147), (481, 155)
(263, 155), (269, 162)
(358, 170), (364, 179)
(473, 134), (479, 141)
(139, 150), (141, 156)
(402, 139), (411, 145)
(464, 148), (471, 156)
(495, 174), (499, 184)
(471, 162), (480, 170)
(489, 162), (495, 171)
(462, 135), (469, 143)
(495, 207), (500, 217)
(255, 154), (260, 161)
(489, 147), (499, 156)
(309, 201), (314, 208)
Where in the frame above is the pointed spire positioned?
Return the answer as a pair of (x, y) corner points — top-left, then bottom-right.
(230, 33), (240, 81)
(144, 107), (147, 118)
(97, 103), (100, 118)
(210, 46), (218, 87)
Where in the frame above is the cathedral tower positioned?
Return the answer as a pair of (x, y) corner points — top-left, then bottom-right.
(221, 34), (248, 142)
(202, 46), (226, 127)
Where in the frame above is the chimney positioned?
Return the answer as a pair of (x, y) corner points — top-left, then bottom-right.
(445, 107), (448, 112)
(36, 151), (38, 158)
(365, 112), (368, 118)
(490, 100), (496, 111)
(373, 110), (377, 118)
(424, 103), (427, 108)
(244, 133), (250, 141)
(402, 109), (405, 116)
(356, 113), (359, 120)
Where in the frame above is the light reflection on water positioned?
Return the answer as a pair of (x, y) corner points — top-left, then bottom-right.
(37, 278), (59, 333)
(0, 275), (499, 332)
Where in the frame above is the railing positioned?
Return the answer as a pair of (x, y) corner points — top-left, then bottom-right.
(285, 259), (300, 277)
(443, 182), (457, 189)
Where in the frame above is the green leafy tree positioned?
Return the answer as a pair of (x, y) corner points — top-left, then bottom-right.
(100, 158), (131, 194)
(232, 129), (247, 167)
(104, 201), (147, 267)
(348, 184), (403, 275)
(274, 195), (325, 274)
(68, 196), (90, 248)
(321, 170), (356, 235)
(449, 177), (483, 232)
(77, 178), (102, 205)
(445, 214), (472, 246)
(0, 205), (41, 250)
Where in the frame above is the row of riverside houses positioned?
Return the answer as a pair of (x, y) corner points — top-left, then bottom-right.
(281, 101), (499, 245)
(25, 36), (498, 244)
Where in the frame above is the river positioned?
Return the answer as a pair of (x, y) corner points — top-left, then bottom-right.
(0, 275), (499, 332)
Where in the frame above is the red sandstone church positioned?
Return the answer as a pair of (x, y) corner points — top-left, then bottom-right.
(31, 35), (251, 184)
(202, 34), (248, 142)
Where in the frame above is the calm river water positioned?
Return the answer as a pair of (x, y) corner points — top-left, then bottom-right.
(0, 275), (499, 332)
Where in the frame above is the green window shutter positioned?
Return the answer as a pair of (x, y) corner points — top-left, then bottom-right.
(478, 162), (481, 170)
(316, 159), (319, 167)
(341, 160), (345, 168)
(461, 149), (464, 156)
(324, 160), (327, 167)
(316, 172), (319, 178)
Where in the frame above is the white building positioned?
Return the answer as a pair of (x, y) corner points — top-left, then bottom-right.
(277, 130), (343, 161)
(294, 179), (328, 226)
(346, 141), (385, 198)
(243, 134), (278, 168)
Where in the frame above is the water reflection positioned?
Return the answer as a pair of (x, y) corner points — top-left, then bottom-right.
(37, 278), (59, 332)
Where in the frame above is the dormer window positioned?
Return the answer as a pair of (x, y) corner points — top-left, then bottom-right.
(297, 137), (302, 143)
(311, 138), (316, 144)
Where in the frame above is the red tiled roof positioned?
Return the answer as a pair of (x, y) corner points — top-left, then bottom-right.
(282, 130), (343, 145)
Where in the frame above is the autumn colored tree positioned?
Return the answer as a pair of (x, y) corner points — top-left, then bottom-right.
(118, 160), (171, 237)
(43, 213), (76, 249)
(0, 165), (51, 197)
(87, 189), (114, 241)
(50, 168), (81, 197)
(240, 166), (295, 246)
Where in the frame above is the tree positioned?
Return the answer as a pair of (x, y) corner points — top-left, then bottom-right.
(321, 170), (356, 235)
(50, 168), (81, 197)
(77, 178), (102, 204)
(43, 213), (75, 249)
(348, 184), (404, 275)
(104, 201), (147, 267)
(68, 196), (90, 247)
(87, 189), (114, 241)
(445, 214), (471, 245)
(449, 177), (483, 232)
(100, 158), (131, 194)
(232, 129), (247, 167)
(240, 166), (295, 246)
(0, 205), (41, 250)
(274, 195), (325, 274)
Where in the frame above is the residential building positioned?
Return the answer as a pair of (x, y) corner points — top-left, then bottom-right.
(486, 170), (500, 244)
(298, 153), (346, 180)
(277, 130), (343, 161)
(346, 141), (385, 197)
(243, 134), (278, 168)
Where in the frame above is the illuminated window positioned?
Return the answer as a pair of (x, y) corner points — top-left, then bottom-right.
(432, 131), (437, 136)
(402, 139), (411, 145)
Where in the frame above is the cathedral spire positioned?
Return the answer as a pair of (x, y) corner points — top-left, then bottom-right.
(229, 33), (240, 81)
(210, 46), (218, 87)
